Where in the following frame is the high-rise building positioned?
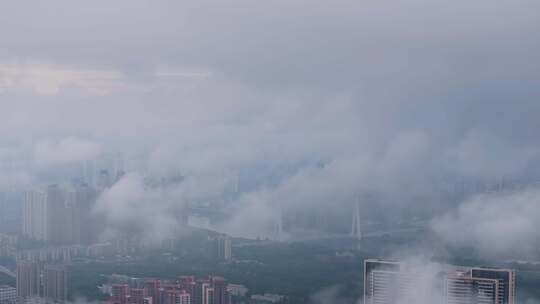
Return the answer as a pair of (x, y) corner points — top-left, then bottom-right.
(470, 268), (515, 304)
(46, 185), (67, 245)
(43, 264), (68, 303)
(22, 185), (65, 243)
(144, 280), (161, 304)
(193, 281), (214, 304)
(203, 286), (214, 304)
(160, 290), (175, 304)
(351, 197), (362, 241)
(69, 185), (98, 245)
(177, 290), (191, 304)
(444, 274), (499, 304)
(364, 259), (515, 304)
(178, 277), (195, 302)
(0, 285), (17, 304)
(112, 284), (130, 304)
(22, 190), (47, 241)
(226, 284), (248, 298)
(22, 185), (99, 245)
(216, 236), (232, 262)
(16, 261), (40, 300)
(363, 259), (405, 304)
(129, 288), (147, 304)
(210, 277), (228, 304)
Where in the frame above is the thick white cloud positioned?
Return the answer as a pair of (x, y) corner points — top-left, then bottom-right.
(94, 173), (182, 243)
(432, 188), (540, 257)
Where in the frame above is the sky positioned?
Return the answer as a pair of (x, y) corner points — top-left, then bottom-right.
(1, 0), (540, 255)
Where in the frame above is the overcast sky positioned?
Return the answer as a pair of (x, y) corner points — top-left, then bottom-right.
(1, 0), (540, 249)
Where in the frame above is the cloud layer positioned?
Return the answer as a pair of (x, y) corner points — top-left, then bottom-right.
(432, 188), (540, 257)
(0, 0), (539, 253)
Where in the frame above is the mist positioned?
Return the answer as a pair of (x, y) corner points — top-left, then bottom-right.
(1, 1), (540, 303)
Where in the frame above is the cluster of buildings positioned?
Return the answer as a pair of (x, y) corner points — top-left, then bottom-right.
(104, 276), (231, 304)
(0, 152), (126, 243)
(101, 275), (283, 304)
(22, 184), (101, 245)
(364, 259), (515, 304)
(15, 261), (68, 304)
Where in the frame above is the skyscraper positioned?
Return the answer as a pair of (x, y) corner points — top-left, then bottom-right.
(22, 185), (99, 245)
(363, 259), (516, 304)
(43, 264), (68, 303)
(176, 291), (191, 304)
(194, 281), (214, 304)
(351, 197), (362, 241)
(143, 280), (161, 304)
(363, 259), (403, 304)
(16, 261), (40, 300)
(216, 236), (232, 262)
(23, 185), (66, 244)
(112, 284), (130, 304)
(129, 288), (147, 304)
(69, 184), (99, 245)
(45, 185), (67, 245)
(471, 268), (515, 304)
(210, 276), (228, 304)
(444, 274), (499, 304)
(22, 190), (47, 241)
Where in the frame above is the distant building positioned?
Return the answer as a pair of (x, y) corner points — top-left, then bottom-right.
(202, 282), (214, 304)
(143, 280), (160, 304)
(43, 264), (68, 303)
(129, 288), (147, 304)
(226, 284), (248, 297)
(188, 276), (230, 304)
(351, 197), (362, 241)
(108, 276), (231, 304)
(112, 284), (130, 304)
(178, 276), (195, 302)
(176, 291), (190, 304)
(16, 261), (40, 300)
(210, 277), (227, 304)
(22, 185), (99, 245)
(216, 235), (232, 261)
(363, 259), (515, 304)
(0, 285), (16, 304)
(22, 190), (47, 241)
(161, 289), (190, 304)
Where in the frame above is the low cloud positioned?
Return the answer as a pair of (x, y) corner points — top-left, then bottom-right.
(431, 188), (540, 257)
(93, 173), (185, 244)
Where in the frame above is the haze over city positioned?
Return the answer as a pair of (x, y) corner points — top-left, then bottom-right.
(0, 1), (539, 304)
